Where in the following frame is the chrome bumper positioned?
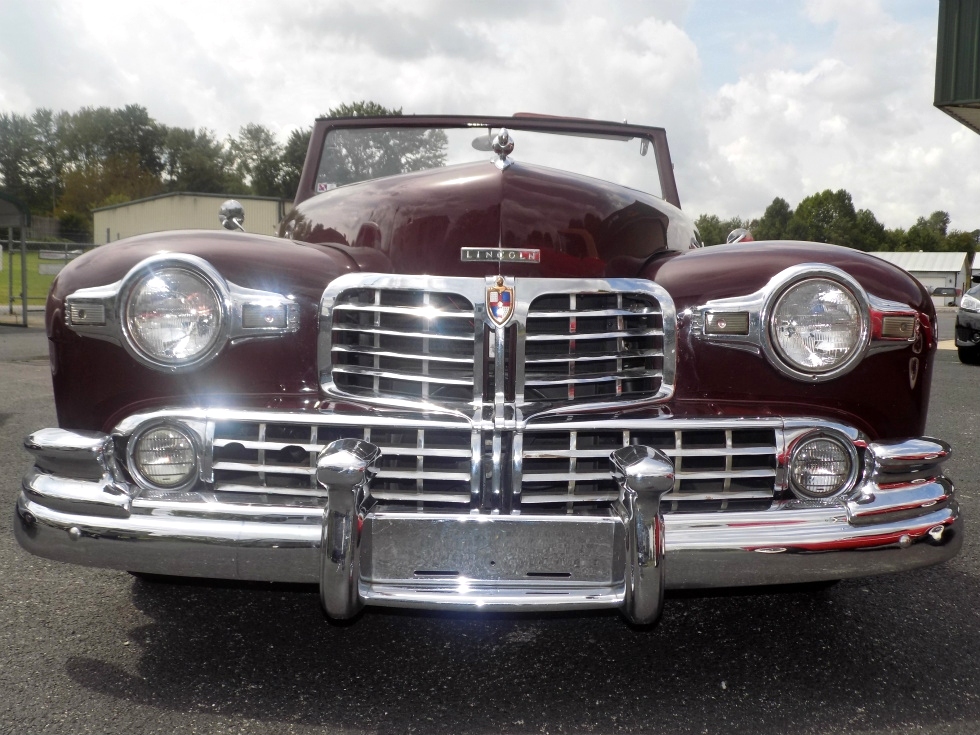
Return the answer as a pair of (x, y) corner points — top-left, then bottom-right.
(15, 429), (962, 624)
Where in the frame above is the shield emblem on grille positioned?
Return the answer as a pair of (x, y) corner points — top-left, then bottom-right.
(487, 279), (514, 325)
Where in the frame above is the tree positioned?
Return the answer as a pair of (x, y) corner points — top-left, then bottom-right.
(852, 208), (887, 251)
(163, 127), (244, 194)
(903, 211), (950, 252)
(946, 229), (979, 260)
(0, 112), (42, 208)
(752, 197), (793, 241)
(318, 101), (448, 186)
(58, 153), (163, 236)
(694, 214), (746, 246)
(279, 127), (311, 198)
(785, 189), (858, 247)
(229, 123), (283, 197)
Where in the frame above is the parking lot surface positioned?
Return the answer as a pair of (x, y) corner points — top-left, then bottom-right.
(1, 318), (976, 735)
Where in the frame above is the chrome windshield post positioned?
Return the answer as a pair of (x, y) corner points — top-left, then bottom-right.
(611, 445), (674, 626)
(317, 439), (381, 619)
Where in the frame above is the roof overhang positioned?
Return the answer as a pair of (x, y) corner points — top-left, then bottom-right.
(935, 0), (980, 135)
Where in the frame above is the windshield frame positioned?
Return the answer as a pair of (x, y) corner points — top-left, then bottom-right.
(295, 114), (679, 209)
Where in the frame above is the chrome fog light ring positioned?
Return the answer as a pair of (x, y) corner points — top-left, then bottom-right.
(787, 431), (860, 500)
(127, 421), (201, 493)
(761, 267), (871, 382)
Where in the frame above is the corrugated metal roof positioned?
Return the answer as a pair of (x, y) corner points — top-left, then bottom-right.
(935, 0), (980, 134)
(867, 251), (969, 273)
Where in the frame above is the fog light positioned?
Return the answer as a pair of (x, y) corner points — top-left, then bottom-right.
(132, 425), (197, 489)
(789, 434), (856, 499)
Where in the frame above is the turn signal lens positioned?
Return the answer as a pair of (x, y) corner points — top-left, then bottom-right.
(132, 425), (197, 489)
(125, 268), (222, 366)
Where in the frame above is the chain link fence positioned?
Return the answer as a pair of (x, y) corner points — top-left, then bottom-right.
(1, 236), (96, 327)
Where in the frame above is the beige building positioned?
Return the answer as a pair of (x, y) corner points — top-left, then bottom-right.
(93, 193), (290, 245)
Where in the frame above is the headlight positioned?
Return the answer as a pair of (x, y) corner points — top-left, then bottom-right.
(961, 293), (980, 312)
(788, 433), (858, 500)
(124, 267), (224, 368)
(130, 423), (199, 491)
(769, 277), (866, 378)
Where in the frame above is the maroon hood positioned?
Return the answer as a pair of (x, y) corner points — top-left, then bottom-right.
(281, 161), (685, 279)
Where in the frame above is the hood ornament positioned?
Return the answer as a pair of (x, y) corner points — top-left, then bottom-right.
(487, 276), (515, 326)
(492, 129), (515, 170)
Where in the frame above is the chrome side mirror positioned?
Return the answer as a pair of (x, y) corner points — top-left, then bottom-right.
(726, 228), (751, 244)
(219, 200), (245, 232)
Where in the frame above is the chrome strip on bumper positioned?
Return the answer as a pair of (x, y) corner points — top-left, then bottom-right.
(15, 427), (962, 617)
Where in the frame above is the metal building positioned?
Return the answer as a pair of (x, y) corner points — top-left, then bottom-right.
(93, 193), (289, 245)
(936, 0), (980, 134)
(867, 251), (971, 307)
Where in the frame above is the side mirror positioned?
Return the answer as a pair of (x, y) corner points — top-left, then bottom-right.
(726, 228), (752, 244)
(219, 200), (245, 232)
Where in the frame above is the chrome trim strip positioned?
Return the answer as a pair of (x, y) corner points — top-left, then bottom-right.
(692, 264), (872, 382)
(16, 491), (961, 593)
(66, 253), (299, 373)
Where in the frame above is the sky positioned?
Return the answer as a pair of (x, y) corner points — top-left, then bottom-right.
(1, 0), (977, 232)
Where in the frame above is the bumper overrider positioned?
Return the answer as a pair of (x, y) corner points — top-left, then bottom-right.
(15, 417), (961, 625)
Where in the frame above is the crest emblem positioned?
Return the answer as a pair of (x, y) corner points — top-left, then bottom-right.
(909, 357), (919, 389)
(487, 277), (514, 326)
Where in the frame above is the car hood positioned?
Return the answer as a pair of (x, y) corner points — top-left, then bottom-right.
(281, 160), (695, 279)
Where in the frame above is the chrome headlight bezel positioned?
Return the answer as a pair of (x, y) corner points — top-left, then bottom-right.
(126, 420), (201, 494)
(696, 264), (874, 383)
(118, 258), (231, 371)
(786, 429), (860, 501)
(64, 252), (301, 373)
(761, 270), (871, 382)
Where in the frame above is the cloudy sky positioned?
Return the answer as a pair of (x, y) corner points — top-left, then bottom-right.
(1, 0), (976, 231)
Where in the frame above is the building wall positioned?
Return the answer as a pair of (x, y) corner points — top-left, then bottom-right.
(93, 194), (288, 245)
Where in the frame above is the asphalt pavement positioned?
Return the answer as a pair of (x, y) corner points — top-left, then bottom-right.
(1, 315), (977, 735)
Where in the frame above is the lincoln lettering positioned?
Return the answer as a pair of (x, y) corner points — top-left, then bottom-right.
(460, 248), (541, 263)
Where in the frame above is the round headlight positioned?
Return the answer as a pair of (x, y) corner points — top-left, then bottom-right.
(125, 268), (223, 367)
(131, 424), (198, 489)
(789, 435), (856, 499)
(770, 278), (864, 375)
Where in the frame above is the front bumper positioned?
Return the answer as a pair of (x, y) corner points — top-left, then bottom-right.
(15, 427), (962, 624)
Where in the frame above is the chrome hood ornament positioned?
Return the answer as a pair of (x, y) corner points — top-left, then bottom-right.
(492, 128), (515, 170)
(219, 200), (245, 232)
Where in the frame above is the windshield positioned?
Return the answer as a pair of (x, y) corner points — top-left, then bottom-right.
(314, 125), (664, 198)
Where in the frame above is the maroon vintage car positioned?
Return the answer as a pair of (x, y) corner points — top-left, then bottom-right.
(14, 114), (961, 625)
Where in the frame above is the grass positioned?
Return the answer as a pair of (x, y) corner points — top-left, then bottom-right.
(0, 249), (63, 306)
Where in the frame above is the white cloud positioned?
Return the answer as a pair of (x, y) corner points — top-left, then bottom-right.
(0, 0), (977, 232)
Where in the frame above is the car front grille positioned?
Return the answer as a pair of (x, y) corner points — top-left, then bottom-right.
(320, 274), (674, 415)
(519, 425), (778, 513)
(522, 291), (665, 405)
(190, 275), (773, 514)
(207, 416), (779, 514)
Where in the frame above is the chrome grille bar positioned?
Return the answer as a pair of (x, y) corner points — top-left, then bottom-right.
(319, 274), (676, 415)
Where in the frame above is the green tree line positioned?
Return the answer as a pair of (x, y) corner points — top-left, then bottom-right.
(696, 190), (979, 258)
(0, 101), (398, 239)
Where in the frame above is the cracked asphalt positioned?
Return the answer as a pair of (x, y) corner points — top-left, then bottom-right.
(1, 311), (977, 735)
